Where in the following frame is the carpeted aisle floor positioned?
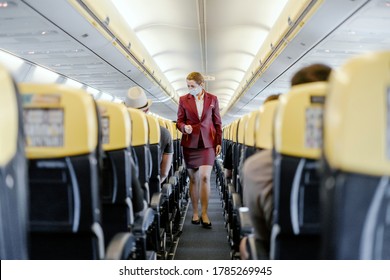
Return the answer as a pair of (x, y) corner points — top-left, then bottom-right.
(174, 172), (231, 260)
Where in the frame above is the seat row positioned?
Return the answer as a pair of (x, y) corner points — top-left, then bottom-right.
(0, 66), (187, 259)
(216, 51), (390, 259)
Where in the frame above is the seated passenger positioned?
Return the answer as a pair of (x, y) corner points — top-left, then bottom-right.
(125, 86), (173, 184)
(240, 64), (332, 260)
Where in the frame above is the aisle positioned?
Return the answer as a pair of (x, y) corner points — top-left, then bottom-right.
(173, 172), (231, 260)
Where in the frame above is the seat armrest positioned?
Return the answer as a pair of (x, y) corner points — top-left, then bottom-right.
(169, 175), (177, 186)
(247, 234), (270, 260)
(232, 192), (242, 210)
(228, 183), (235, 196)
(133, 207), (155, 233)
(150, 192), (164, 211)
(175, 170), (180, 178)
(162, 183), (172, 199)
(238, 207), (254, 236)
(105, 232), (136, 260)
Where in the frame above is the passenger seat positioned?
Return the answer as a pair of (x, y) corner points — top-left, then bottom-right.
(20, 84), (134, 259)
(321, 51), (390, 259)
(271, 81), (328, 259)
(0, 65), (29, 259)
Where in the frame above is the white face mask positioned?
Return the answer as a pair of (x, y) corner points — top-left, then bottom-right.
(189, 86), (202, 96)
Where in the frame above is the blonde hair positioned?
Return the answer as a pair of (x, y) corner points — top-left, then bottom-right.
(186, 72), (204, 86)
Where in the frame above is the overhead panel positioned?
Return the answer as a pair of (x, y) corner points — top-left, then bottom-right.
(112, 0), (289, 113)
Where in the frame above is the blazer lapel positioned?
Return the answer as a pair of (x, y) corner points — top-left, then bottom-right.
(186, 94), (198, 119)
(201, 92), (212, 121)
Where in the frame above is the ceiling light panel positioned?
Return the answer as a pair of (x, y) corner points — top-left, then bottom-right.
(113, 0), (288, 106)
(112, 0), (201, 95)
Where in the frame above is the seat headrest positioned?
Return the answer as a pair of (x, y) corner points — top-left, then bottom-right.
(0, 65), (18, 167)
(274, 81), (328, 159)
(244, 111), (258, 147)
(164, 121), (175, 140)
(324, 51), (390, 175)
(127, 107), (148, 146)
(176, 126), (182, 139)
(169, 121), (179, 140)
(222, 126), (227, 140)
(237, 114), (249, 145)
(146, 115), (160, 145)
(256, 99), (279, 150)
(230, 119), (239, 143)
(19, 84), (98, 159)
(97, 100), (131, 151)
(225, 123), (232, 141)
(158, 118), (167, 129)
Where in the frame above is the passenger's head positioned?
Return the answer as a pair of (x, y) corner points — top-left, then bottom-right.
(291, 63), (332, 86)
(264, 93), (281, 103)
(125, 86), (152, 113)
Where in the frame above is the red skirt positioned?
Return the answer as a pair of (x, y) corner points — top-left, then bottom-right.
(183, 147), (216, 169)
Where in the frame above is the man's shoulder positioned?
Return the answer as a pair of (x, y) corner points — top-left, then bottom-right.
(160, 125), (169, 133)
(160, 125), (172, 139)
(243, 150), (272, 173)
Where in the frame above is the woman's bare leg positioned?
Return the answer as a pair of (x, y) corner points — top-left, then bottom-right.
(198, 165), (213, 223)
(187, 168), (200, 220)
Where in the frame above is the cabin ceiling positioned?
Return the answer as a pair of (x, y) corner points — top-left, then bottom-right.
(0, 0), (389, 124)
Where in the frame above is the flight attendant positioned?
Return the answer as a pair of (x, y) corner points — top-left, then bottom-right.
(176, 72), (222, 228)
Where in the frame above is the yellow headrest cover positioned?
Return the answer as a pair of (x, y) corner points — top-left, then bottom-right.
(177, 128), (182, 140)
(127, 108), (148, 146)
(223, 126), (229, 141)
(230, 119), (239, 143)
(158, 118), (167, 129)
(169, 121), (179, 141)
(225, 124), (231, 141)
(19, 84), (98, 159)
(163, 120), (172, 137)
(97, 101), (131, 151)
(256, 100), (279, 149)
(244, 111), (258, 147)
(237, 114), (249, 145)
(146, 115), (160, 145)
(324, 51), (390, 176)
(0, 66), (18, 166)
(274, 82), (328, 159)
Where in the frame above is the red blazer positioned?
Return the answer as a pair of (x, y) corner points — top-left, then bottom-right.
(176, 91), (222, 148)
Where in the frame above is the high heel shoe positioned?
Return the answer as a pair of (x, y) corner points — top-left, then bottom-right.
(200, 217), (212, 228)
(191, 216), (200, 224)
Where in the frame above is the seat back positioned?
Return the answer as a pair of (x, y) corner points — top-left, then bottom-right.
(0, 65), (29, 259)
(20, 84), (104, 259)
(272, 81), (328, 259)
(242, 110), (259, 177)
(243, 99), (279, 259)
(97, 100), (134, 245)
(127, 108), (151, 203)
(168, 121), (179, 173)
(256, 100), (279, 150)
(230, 119), (240, 190)
(244, 110), (258, 149)
(236, 114), (250, 198)
(322, 51), (390, 259)
(146, 114), (161, 196)
(223, 125), (230, 156)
